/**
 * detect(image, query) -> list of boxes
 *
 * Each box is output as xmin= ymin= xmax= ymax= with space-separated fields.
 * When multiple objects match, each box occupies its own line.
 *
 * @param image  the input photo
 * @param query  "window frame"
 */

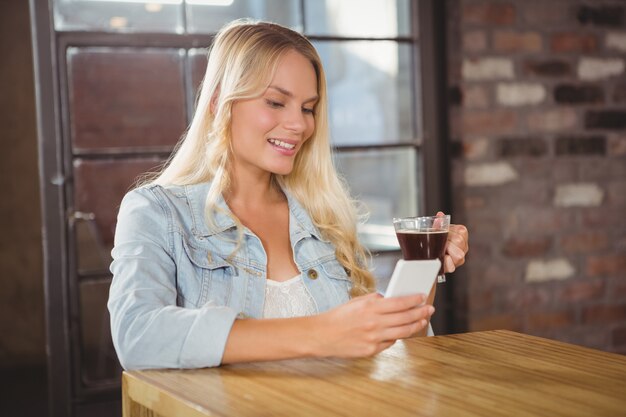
xmin=30 ymin=1 xmax=451 ymax=415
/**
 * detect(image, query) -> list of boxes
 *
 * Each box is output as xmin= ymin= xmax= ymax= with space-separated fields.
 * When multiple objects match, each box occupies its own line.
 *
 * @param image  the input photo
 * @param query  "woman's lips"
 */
xmin=267 ymin=138 xmax=298 ymax=155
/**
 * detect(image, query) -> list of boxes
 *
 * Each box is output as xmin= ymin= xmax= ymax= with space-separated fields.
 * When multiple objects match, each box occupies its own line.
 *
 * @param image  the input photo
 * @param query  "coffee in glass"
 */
xmin=393 ymin=215 xmax=450 ymax=283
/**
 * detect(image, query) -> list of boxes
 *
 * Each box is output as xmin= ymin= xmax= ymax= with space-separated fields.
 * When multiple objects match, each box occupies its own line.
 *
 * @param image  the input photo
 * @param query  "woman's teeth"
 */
xmin=268 ymin=138 xmax=295 ymax=150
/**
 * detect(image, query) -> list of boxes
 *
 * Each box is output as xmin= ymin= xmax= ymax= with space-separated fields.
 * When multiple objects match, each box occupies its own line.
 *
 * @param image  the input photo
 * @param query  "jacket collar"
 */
xmin=185 ymin=181 xmax=325 ymax=241
xmin=284 ymin=189 xmax=326 ymax=242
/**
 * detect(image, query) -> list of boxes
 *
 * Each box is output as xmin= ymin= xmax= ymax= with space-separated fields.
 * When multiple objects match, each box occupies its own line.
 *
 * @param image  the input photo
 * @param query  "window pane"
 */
xmin=186 ymin=0 xmax=301 ymax=34
xmin=73 ymin=157 xmax=165 ymax=265
xmin=53 ymin=0 xmax=183 ymax=33
xmin=334 ymin=147 xmax=420 ymax=251
xmin=305 ymin=0 xmax=411 ymax=38
xmin=68 ymin=47 xmax=186 ymax=152
xmin=314 ymin=41 xmax=415 ymax=146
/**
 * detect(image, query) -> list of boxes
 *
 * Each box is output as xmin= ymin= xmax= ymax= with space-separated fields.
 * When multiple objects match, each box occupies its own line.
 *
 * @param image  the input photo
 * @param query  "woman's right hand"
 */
xmin=313 ymin=292 xmax=435 ymax=358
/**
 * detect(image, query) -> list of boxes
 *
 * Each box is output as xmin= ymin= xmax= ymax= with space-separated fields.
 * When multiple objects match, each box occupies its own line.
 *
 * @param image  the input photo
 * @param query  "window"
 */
xmin=54 ymin=1 xmax=422 ymax=234
xmin=55 ymin=0 xmax=426 ymax=275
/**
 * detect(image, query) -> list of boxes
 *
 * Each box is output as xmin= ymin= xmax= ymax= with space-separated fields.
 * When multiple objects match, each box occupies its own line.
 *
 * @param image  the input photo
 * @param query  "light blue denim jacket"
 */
xmin=108 ymin=182 xmax=353 ymax=370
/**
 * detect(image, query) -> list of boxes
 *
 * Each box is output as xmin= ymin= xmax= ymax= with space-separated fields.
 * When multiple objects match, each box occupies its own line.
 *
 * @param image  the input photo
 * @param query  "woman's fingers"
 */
xmin=444 ymin=255 xmax=456 ymax=273
xmin=380 ymin=318 xmax=430 ymax=341
xmin=444 ymin=223 xmax=469 ymax=272
xmin=434 ymin=211 xmax=447 ymax=228
xmin=368 ymin=300 xmax=435 ymax=342
xmin=371 ymin=293 xmax=427 ymax=314
xmin=374 ymin=340 xmax=396 ymax=355
xmin=380 ymin=304 xmax=435 ymax=328
xmin=444 ymin=240 xmax=466 ymax=272
xmin=449 ymin=224 xmax=469 ymax=253
xmin=434 ymin=212 xmax=469 ymax=269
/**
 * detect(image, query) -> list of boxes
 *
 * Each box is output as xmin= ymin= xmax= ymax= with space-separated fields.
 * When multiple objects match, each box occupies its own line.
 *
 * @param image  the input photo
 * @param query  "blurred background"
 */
xmin=1 ymin=0 xmax=625 ymax=416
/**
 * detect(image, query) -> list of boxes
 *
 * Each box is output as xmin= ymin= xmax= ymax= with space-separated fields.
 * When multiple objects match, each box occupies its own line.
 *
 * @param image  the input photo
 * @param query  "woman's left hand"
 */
xmin=437 ymin=211 xmax=469 ymax=273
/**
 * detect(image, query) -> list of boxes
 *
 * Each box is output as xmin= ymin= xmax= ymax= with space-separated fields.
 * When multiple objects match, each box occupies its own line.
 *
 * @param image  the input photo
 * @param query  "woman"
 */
xmin=108 ymin=19 xmax=469 ymax=370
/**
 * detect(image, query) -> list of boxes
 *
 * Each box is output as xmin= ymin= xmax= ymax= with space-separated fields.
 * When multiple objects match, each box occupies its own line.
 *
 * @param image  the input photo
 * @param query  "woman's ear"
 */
xmin=209 ymin=91 xmax=219 ymax=116
xmin=209 ymin=93 xmax=217 ymax=116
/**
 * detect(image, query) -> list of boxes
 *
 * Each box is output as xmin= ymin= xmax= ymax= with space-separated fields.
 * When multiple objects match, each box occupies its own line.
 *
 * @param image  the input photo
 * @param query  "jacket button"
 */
xmin=307 ymin=269 xmax=318 ymax=280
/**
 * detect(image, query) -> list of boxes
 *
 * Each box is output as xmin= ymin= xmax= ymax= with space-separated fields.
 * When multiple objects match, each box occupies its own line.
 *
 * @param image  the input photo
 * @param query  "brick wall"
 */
xmin=446 ymin=0 xmax=626 ymax=353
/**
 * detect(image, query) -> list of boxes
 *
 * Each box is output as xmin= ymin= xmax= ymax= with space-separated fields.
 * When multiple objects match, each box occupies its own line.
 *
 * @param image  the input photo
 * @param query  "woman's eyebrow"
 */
xmin=268 ymin=85 xmax=318 ymax=103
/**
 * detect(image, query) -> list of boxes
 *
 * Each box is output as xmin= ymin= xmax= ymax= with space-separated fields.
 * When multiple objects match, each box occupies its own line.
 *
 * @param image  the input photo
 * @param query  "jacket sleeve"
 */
xmin=107 ymin=186 xmax=237 ymax=370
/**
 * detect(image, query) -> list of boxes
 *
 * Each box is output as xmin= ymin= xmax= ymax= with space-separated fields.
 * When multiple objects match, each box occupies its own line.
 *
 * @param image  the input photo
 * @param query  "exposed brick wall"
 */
xmin=446 ymin=0 xmax=626 ymax=354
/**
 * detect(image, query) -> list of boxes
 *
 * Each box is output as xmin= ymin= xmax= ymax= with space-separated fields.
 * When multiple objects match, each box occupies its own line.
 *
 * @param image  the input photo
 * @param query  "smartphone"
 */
xmin=385 ymin=259 xmax=441 ymax=299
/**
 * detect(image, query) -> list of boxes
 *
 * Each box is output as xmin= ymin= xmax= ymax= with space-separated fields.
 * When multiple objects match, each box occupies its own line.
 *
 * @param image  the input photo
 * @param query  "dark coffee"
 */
xmin=396 ymin=229 xmax=448 ymax=274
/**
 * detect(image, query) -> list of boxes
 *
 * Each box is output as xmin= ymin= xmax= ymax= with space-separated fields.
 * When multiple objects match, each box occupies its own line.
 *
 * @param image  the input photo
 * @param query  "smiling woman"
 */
xmin=107 ymin=19 xmax=469 ymax=370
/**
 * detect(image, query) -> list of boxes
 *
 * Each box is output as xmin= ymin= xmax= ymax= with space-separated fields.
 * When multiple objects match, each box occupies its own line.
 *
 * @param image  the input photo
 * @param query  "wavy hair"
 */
xmin=147 ymin=19 xmax=375 ymax=297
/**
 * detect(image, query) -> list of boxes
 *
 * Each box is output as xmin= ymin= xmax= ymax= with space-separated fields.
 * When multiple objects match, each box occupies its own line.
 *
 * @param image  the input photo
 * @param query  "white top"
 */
xmin=263 ymin=275 xmax=318 ymax=319
xmin=262 ymin=275 xmax=434 ymax=336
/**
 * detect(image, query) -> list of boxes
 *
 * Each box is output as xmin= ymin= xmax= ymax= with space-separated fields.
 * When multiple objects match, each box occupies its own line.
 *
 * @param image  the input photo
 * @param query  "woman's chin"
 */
xmin=271 ymin=167 xmax=295 ymax=176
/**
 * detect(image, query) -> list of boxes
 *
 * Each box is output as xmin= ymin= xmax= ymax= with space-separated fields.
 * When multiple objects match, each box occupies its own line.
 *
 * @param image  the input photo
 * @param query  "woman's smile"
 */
xmin=267 ymin=137 xmax=298 ymax=155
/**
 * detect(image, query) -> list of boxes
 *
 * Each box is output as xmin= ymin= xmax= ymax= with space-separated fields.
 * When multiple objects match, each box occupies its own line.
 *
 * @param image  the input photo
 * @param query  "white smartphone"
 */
xmin=385 ymin=259 xmax=441 ymax=298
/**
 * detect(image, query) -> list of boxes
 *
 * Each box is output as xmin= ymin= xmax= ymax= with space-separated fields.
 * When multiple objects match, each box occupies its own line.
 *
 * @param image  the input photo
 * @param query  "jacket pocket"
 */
xmin=319 ymin=259 xmax=352 ymax=303
xmin=320 ymin=259 xmax=350 ymax=280
xmin=179 ymin=238 xmax=235 ymax=307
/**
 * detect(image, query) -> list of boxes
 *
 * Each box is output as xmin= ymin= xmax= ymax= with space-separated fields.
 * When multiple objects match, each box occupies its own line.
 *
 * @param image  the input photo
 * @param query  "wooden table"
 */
xmin=122 ymin=330 xmax=626 ymax=416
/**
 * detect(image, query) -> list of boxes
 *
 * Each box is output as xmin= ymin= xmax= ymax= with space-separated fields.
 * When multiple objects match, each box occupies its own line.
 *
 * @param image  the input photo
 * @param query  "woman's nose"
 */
xmin=283 ymin=106 xmax=307 ymax=133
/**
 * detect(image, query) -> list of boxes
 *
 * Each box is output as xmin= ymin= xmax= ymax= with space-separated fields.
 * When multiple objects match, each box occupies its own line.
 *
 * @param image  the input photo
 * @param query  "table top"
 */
xmin=123 ymin=330 xmax=626 ymax=417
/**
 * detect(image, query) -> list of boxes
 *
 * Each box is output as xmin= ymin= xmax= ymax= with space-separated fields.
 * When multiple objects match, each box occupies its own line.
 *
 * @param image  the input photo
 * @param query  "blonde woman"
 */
xmin=108 ymin=19 xmax=469 ymax=369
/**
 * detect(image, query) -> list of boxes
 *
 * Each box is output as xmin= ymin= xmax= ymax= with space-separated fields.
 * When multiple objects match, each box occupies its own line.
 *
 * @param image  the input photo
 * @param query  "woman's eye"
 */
xmin=302 ymin=108 xmax=315 ymax=115
xmin=265 ymin=99 xmax=284 ymax=108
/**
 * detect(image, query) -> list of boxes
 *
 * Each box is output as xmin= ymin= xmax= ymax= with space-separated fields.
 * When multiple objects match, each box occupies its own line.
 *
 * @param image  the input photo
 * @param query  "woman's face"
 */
xmin=229 ymin=49 xmax=318 ymax=179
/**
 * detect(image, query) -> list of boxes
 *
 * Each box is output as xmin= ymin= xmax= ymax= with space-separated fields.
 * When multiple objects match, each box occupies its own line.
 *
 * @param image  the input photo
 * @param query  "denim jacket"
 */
xmin=108 ymin=182 xmax=353 ymax=370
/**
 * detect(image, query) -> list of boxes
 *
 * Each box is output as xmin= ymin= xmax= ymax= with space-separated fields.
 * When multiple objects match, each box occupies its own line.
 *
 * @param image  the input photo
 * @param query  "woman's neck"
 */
xmin=224 ymin=167 xmax=284 ymax=209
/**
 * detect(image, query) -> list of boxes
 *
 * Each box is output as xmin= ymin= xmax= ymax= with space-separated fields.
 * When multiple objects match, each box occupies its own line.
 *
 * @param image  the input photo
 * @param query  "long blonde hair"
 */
xmin=149 ymin=19 xmax=375 ymax=297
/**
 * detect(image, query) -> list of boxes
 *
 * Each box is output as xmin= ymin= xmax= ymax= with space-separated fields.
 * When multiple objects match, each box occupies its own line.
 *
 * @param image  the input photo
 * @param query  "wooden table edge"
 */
xmin=123 ymin=370 xmax=214 ymax=417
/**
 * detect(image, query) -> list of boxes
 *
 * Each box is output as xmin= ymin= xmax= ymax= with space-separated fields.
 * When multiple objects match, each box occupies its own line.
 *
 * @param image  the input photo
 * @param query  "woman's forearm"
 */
xmin=221 ymin=315 xmax=322 ymax=364
xmin=222 ymin=292 xmax=435 ymax=364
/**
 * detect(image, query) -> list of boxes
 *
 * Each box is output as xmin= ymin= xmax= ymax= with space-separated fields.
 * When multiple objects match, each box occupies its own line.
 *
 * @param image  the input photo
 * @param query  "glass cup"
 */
xmin=393 ymin=215 xmax=451 ymax=283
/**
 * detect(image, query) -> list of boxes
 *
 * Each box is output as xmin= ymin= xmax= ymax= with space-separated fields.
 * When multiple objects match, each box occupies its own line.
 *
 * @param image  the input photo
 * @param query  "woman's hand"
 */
xmin=437 ymin=211 xmax=469 ymax=273
xmin=313 ymin=292 xmax=435 ymax=358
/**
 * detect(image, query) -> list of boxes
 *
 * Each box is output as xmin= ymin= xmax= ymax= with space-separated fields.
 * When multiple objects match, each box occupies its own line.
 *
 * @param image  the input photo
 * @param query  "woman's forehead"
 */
xmin=269 ymin=50 xmax=318 ymax=97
